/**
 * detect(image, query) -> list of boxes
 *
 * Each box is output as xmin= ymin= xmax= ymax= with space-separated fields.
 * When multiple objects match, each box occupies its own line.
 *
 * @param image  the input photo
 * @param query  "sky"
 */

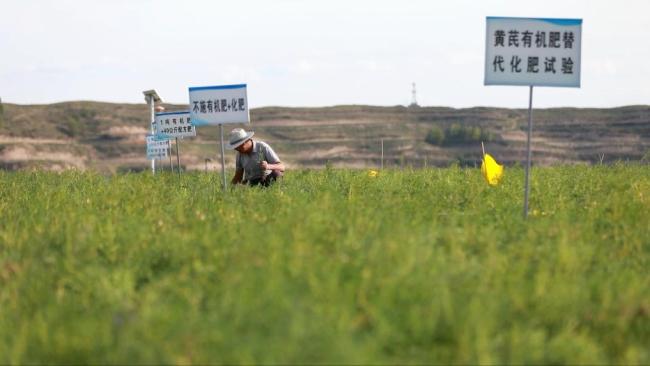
xmin=1 ymin=0 xmax=649 ymax=108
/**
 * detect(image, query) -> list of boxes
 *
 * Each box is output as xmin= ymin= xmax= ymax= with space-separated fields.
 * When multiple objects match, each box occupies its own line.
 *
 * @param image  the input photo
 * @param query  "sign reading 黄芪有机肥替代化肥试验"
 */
xmin=484 ymin=17 xmax=582 ymax=218
xmin=485 ymin=17 xmax=582 ymax=87
xmin=188 ymin=84 xmax=250 ymax=126
xmin=146 ymin=135 xmax=170 ymax=160
xmin=154 ymin=111 xmax=196 ymax=139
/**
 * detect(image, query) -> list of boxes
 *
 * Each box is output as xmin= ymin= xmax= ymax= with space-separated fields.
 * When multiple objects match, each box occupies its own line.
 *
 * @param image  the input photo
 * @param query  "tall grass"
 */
xmin=0 ymin=165 xmax=648 ymax=364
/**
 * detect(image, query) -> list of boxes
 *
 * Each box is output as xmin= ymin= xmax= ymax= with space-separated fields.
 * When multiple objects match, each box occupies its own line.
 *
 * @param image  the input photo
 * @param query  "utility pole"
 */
xmin=143 ymin=90 xmax=162 ymax=174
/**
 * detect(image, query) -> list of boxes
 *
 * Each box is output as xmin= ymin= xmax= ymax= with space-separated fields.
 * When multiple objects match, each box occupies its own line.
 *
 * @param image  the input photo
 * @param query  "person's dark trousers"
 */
xmin=249 ymin=170 xmax=283 ymax=187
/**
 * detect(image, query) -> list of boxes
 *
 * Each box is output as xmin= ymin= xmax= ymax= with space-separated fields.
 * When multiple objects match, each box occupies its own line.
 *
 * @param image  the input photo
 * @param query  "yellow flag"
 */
xmin=481 ymin=153 xmax=504 ymax=186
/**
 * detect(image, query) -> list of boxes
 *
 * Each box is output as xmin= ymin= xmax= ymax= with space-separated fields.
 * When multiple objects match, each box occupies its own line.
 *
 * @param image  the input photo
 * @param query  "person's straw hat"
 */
xmin=227 ymin=128 xmax=255 ymax=149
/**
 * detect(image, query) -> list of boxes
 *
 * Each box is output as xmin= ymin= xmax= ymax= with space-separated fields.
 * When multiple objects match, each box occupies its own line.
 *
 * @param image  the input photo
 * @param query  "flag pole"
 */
xmin=381 ymin=138 xmax=384 ymax=169
xmin=481 ymin=141 xmax=485 ymax=156
xmin=523 ymin=85 xmax=534 ymax=218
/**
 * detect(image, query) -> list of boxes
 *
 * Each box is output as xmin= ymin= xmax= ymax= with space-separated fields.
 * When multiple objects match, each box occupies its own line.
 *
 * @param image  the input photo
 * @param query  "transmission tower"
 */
xmin=409 ymin=82 xmax=419 ymax=107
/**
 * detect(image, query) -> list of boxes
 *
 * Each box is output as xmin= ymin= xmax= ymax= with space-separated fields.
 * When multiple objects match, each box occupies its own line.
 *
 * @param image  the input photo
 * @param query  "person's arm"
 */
xmin=260 ymin=160 xmax=285 ymax=172
xmin=231 ymin=168 xmax=244 ymax=184
xmin=259 ymin=143 xmax=285 ymax=172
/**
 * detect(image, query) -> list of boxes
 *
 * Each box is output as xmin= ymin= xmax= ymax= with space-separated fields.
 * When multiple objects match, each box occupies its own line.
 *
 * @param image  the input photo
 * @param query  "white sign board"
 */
xmin=485 ymin=17 xmax=582 ymax=87
xmin=188 ymin=84 xmax=250 ymax=126
xmin=154 ymin=111 xmax=196 ymax=138
xmin=146 ymin=135 xmax=170 ymax=160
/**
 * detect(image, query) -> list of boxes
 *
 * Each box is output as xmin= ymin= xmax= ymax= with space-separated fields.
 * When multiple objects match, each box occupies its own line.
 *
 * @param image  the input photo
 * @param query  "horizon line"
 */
xmin=1 ymin=99 xmax=648 ymax=110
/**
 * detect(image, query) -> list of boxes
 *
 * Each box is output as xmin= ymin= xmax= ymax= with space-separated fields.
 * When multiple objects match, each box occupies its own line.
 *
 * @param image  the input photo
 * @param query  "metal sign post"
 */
xmin=169 ymin=149 xmax=173 ymax=172
xmin=175 ymin=137 xmax=182 ymax=179
xmin=524 ymin=86 xmax=534 ymax=218
xmin=219 ymin=124 xmax=227 ymax=191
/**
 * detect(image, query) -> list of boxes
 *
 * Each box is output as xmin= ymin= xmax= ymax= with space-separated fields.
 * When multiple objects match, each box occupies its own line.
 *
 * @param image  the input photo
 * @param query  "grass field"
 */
xmin=0 ymin=166 xmax=648 ymax=364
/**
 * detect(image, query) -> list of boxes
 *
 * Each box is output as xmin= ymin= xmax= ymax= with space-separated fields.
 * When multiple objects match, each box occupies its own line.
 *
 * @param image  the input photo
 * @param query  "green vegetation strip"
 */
xmin=0 ymin=166 xmax=648 ymax=364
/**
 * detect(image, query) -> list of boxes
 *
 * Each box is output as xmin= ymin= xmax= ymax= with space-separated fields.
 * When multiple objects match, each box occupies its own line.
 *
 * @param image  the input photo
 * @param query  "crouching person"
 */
xmin=228 ymin=128 xmax=285 ymax=187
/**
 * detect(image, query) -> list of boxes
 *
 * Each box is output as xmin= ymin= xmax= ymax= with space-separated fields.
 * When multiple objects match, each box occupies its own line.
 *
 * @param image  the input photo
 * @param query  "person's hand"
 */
xmin=260 ymin=161 xmax=268 ymax=170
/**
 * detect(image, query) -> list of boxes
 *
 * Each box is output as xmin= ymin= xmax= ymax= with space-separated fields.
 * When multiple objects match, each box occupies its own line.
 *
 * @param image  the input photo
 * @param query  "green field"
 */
xmin=1 ymin=166 xmax=648 ymax=364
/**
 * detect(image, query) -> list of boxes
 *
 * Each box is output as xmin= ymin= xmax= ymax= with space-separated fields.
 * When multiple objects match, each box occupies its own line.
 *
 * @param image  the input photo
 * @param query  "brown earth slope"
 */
xmin=0 ymin=101 xmax=648 ymax=172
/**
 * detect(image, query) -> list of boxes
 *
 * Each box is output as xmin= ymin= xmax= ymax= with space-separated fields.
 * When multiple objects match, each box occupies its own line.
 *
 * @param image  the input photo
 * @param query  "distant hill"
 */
xmin=1 ymin=101 xmax=649 ymax=172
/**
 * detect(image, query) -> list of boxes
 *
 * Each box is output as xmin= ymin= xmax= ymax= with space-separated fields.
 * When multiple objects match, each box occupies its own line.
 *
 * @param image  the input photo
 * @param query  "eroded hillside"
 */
xmin=1 ymin=102 xmax=648 ymax=172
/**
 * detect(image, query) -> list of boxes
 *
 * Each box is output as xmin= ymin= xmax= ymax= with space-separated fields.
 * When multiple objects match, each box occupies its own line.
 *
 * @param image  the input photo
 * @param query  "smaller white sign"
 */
xmin=154 ymin=111 xmax=196 ymax=138
xmin=146 ymin=135 xmax=170 ymax=160
xmin=188 ymin=84 xmax=249 ymax=126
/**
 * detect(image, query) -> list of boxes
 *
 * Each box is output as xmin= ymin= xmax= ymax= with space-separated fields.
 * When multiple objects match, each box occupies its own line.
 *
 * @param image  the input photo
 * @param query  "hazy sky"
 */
xmin=1 ymin=0 xmax=649 ymax=108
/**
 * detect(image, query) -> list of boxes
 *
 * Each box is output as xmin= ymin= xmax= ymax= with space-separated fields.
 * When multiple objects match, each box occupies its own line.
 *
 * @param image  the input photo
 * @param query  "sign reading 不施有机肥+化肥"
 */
xmin=188 ymin=84 xmax=250 ymax=126
xmin=484 ymin=17 xmax=582 ymax=88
